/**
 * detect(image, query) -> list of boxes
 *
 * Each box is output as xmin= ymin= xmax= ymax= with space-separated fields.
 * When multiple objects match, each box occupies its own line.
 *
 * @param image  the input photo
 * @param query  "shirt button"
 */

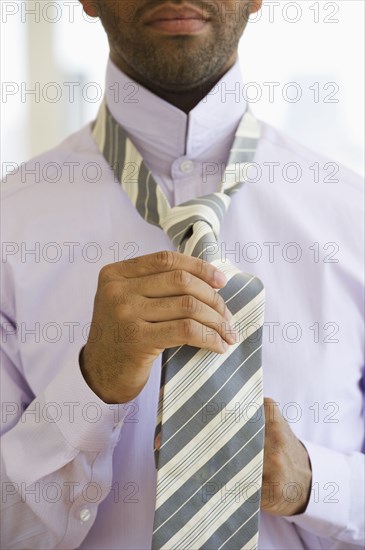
xmin=179 ymin=159 xmax=194 ymax=173
xmin=79 ymin=508 xmax=91 ymax=523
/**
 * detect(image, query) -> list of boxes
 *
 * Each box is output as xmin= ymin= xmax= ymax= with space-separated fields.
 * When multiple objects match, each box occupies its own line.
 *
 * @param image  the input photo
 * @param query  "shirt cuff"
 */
xmin=283 ymin=439 xmax=350 ymax=538
xmin=44 ymin=353 xmax=128 ymax=452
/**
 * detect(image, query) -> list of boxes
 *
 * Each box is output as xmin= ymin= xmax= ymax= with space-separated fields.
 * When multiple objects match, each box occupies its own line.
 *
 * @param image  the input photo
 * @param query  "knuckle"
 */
xmin=182 ymin=318 xmax=195 ymax=340
xmin=140 ymin=321 xmax=153 ymax=341
xmin=174 ymin=269 xmax=191 ymax=288
xmin=103 ymin=281 xmax=127 ymax=306
xmin=155 ymin=297 xmax=167 ymax=311
xmin=98 ymin=264 xmax=113 ymax=285
xmin=181 ymin=295 xmax=197 ymax=315
xmin=155 ymin=250 xmax=176 ymax=270
xmin=219 ymin=295 xmax=226 ymax=312
xmin=211 ymin=289 xmax=222 ymax=309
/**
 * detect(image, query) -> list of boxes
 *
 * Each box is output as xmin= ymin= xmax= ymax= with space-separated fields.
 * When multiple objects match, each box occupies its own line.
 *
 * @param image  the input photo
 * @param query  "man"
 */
xmin=1 ymin=0 xmax=363 ymax=548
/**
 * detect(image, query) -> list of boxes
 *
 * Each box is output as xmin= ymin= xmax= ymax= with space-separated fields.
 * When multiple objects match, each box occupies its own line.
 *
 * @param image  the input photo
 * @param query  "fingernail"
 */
xmin=221 ymin=341 xmax=229 ymax=353
xmin=214 ymin=270 xmax=227 ymax=287
xmin=224 ymin=307 xmax=233 ymax=321
xmin=227 ymin=330 xmax=238 ymax=344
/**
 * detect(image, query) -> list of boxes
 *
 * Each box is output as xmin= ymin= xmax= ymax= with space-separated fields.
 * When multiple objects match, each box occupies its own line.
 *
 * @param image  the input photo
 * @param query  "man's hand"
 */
xmin=80 ymin=251 xmax=235 ymax=404
xmin=261 ymin=398 xmax=312 ymax=516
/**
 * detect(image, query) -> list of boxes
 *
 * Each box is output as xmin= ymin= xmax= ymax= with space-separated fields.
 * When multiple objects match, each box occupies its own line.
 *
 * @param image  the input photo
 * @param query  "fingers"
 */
xmin=111 ymin=251 xmax=227 ymax=288
xmin=141 ymin=296 xmax=236 ymax=344
xmin=131 ymin=270 xmax=229 ymax=318
xmin=96 ymin=251 xmax=234 ymax=355
xmin=143 ymin=319 xmax=231 ymax=354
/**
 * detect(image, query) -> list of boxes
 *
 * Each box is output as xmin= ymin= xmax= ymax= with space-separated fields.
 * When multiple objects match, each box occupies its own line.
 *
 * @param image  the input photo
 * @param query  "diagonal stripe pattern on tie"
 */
xmin=92 ymin=99 xmax=265 ymax=550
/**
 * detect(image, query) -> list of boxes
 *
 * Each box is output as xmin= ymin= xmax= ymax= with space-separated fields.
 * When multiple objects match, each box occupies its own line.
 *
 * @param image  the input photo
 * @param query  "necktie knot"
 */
xmin=159 ymin=193 xmax=231 ymax=253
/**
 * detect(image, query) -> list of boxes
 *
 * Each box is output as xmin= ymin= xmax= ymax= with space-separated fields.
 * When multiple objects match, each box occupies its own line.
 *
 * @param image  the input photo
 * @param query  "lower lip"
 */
xmin=147 ymin=18 xmax=208 ymax=34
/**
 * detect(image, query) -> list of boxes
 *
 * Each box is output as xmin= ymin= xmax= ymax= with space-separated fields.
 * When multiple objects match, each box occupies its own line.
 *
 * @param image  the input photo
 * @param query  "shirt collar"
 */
xmin=105 ymin=57 xmax=247 ymax=172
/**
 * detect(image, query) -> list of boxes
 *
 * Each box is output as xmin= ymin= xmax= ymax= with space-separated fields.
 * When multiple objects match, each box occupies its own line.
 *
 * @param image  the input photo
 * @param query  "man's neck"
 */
xmin=109 ymin=50 xmax=237 ymax=114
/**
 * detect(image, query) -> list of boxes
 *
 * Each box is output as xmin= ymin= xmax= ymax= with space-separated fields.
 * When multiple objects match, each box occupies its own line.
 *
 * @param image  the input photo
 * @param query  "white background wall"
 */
xmin=1 ymin=0 xmax=364 ymax=177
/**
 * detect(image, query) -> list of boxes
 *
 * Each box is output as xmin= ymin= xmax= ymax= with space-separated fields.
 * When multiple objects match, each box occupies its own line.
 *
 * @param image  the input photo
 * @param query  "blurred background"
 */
xmin=1 ymin=0 xmax=364 ymax=178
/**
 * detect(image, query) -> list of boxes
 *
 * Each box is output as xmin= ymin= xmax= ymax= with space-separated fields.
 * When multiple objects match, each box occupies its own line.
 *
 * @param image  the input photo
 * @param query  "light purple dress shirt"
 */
xmin=1 ymin=57 xmax=364 ymax=549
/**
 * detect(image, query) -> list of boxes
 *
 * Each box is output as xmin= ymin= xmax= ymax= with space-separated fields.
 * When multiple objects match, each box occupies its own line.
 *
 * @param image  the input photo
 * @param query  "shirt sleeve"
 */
xmin=0 ymin=314 xmax=128 ymax=550
xmin=283 ymin=439 xmax=365 ymax=547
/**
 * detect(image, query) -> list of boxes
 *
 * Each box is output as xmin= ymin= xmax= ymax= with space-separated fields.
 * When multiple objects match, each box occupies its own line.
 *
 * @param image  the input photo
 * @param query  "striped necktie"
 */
xmin=92 ymin=100 xmax=265 ymax=550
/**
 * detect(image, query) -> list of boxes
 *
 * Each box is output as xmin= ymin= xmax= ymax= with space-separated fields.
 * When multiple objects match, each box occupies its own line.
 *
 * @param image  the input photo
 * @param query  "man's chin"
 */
xmin=124 ymin=46 xmax=219 ymax=91
xmin=135 ymin=60 xmax=219 ymax=94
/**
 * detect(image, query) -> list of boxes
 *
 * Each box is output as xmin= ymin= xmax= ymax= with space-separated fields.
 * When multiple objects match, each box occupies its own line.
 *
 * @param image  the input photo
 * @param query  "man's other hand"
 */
xmin=261 ymin=397 xmax=312 ymax=516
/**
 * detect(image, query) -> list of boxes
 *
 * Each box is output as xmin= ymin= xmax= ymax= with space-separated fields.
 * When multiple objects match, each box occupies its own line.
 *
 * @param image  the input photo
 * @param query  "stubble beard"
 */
xmin=96 ymin=2 xmax=245 ymax=92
